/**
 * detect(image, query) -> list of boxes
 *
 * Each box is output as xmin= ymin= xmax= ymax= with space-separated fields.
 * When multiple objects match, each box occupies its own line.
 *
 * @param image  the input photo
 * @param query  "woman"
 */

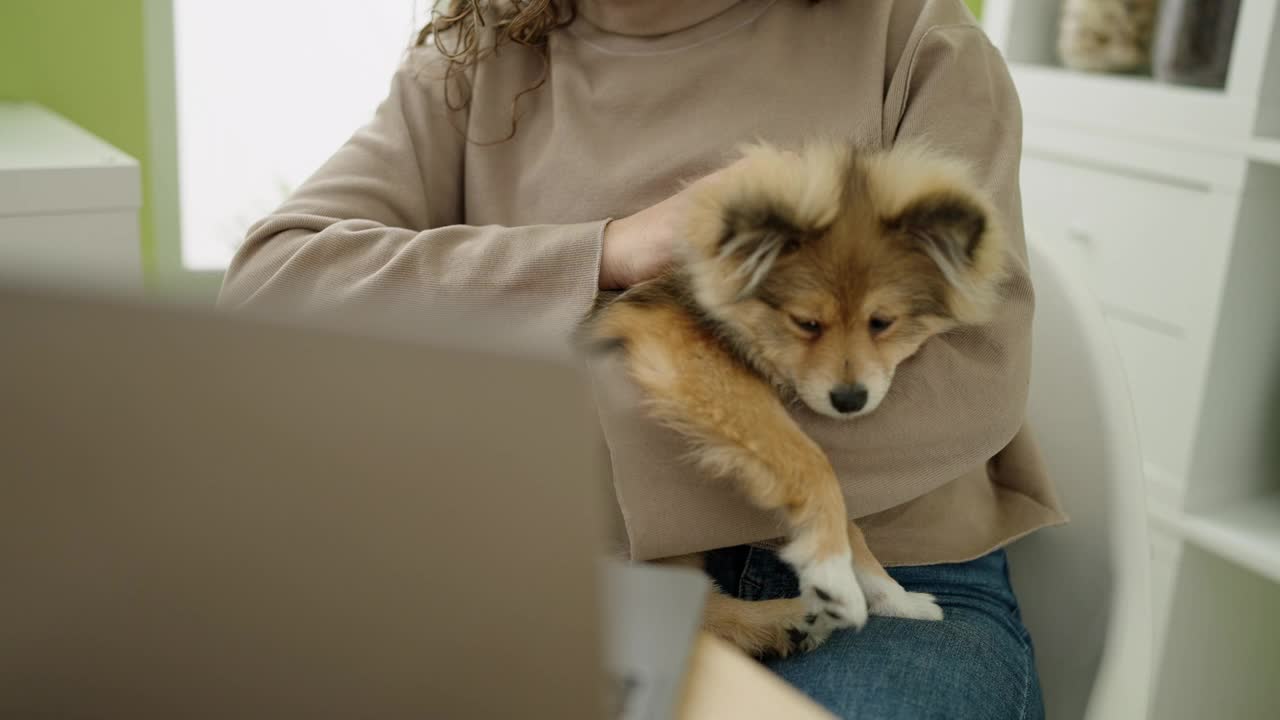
xmin=221 ymin=1 xmax=1067 ymax=717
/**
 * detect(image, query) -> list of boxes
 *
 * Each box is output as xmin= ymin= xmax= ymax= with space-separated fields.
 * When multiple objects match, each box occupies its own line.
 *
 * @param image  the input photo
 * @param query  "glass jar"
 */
xmin=1057 ymin=0 xmax=1159 ymax=74
xmin=1152 ymin=0 xmax=1242 ymax=89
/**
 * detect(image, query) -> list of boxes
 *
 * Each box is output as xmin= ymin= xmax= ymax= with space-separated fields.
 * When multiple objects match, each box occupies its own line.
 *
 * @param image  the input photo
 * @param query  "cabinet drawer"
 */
xmin=0 ymin=211 xmax=142 ymax=291
xmin=1107 ymin=316 xmax=1202 ymax=484
xmin=1020 ymin=156 xmax=1236 ymax=336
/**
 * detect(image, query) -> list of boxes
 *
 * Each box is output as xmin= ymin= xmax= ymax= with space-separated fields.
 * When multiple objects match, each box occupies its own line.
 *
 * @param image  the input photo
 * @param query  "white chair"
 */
xmin=1007 ymin=240 xmax=1154 ymax=719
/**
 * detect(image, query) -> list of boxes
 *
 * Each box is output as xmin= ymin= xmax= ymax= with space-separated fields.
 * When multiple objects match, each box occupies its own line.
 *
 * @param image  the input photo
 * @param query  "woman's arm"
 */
xmin=218 ymin=50 xmax=608 ymax=342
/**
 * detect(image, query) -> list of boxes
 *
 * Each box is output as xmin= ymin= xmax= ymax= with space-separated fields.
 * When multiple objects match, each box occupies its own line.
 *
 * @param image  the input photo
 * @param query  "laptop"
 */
xmin=0 ymin=285 xmax=707 ymax=719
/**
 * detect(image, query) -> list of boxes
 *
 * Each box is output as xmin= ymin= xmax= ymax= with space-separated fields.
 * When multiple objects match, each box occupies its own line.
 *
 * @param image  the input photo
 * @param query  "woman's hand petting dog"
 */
xmin=598 ymin=165 xmax=736 ymax=290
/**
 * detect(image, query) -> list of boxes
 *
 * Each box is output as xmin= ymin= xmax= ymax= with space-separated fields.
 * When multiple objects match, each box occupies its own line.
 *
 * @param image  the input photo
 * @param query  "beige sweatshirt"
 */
xmin=220 ymin=0 xmax=1067 ymax=565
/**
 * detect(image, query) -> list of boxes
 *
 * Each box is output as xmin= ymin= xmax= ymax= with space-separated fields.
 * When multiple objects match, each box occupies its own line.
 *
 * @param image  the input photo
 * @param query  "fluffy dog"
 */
xmin=583 ymin=141 xmax=1009 ymax=656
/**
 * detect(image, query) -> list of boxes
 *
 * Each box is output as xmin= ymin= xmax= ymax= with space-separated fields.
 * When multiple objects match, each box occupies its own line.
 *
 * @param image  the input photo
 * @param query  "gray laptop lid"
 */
xmin=0 ymin=287 xmax=609 ymax=719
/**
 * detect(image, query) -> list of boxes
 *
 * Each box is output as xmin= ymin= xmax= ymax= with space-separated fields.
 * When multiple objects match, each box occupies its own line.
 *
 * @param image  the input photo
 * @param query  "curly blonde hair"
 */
xmin=417 ymin=1 xmax=576 ymax=143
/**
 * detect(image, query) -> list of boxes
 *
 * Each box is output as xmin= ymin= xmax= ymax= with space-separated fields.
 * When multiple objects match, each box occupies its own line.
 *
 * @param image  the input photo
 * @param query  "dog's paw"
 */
xmin=870 ymin=590 xmax=944 ymax=621
xmin=857 ymin=571 xmax=944 ymax=621
xmin=779 ymin=612 xmax=835 ymax=656
xmin=795 ymin=554 xmax=869 ymax=631
xmin=723 ymin=598 xmax=835 ymax=659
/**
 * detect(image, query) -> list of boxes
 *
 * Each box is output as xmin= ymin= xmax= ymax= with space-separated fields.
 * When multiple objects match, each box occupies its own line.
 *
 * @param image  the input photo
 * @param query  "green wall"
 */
xmin=0 ymin=0 xmax=156 ymax=280
xmin=966 ymin=0 xmax=984 ymax=18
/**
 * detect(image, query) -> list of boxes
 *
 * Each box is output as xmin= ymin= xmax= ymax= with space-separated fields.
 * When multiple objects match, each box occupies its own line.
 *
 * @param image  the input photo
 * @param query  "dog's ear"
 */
xmin=715 ymin=206 xmax=809 ymax=299
xmin=887 ymin=192 xmax=992 ymax=289
xmin=683 ymin=141 xmax=845 ymax=303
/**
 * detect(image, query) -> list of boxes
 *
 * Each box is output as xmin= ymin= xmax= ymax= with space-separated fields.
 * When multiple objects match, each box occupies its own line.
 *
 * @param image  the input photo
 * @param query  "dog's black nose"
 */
xmin=829 ymin=384 xmax=869 ymax=414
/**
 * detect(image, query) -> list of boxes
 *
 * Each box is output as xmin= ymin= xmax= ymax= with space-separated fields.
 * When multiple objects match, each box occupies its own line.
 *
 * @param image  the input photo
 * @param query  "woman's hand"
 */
xmin=598 ymin=168 xmax=729 ymax=290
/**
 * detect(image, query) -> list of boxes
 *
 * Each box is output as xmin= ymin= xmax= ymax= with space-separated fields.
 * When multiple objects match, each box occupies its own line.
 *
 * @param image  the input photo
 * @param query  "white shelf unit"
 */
xmin=1251 ymin=136 xmax=1280 ymax=164
xmin=1152 ymin=494 xmax=1280 ymax=586
xmin=984 ymin=2 xmax=1280 ymax=718
xmin=986 ymin=0 xmax=1280 ymax=148
xmin=0 ymin=103 xmax=143 ymax=293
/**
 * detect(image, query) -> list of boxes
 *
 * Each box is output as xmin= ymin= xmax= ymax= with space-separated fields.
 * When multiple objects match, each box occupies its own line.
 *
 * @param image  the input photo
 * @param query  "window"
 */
xmin=172 ymin=0 xmax=431 ymax=270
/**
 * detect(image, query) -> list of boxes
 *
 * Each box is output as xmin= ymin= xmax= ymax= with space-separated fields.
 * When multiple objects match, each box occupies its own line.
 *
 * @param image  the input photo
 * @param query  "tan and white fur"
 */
xmin=582 ymin=140 xmax=1008 ymax=657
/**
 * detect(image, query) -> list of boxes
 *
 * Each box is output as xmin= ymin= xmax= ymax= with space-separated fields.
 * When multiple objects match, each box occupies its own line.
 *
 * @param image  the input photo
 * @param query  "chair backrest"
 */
xmin=1007 ymin=241 xmax=1153 ymax=720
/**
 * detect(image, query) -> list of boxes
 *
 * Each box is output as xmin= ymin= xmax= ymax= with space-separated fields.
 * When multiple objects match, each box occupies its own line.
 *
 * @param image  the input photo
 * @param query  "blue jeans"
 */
xmin=703 ymin=546 xmax=1045 ymax=720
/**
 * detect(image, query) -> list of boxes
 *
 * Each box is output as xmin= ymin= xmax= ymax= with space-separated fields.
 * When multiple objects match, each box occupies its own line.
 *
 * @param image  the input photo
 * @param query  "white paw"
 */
xmin=857 ymin=572 xmax=944 ymax=621
xmin=871 ymin=590 xmax=944 ymax=620
xmin=784 ymin=614 xmax=834 ymax=655
xmin=795 ymin=553 xmax=869 ymax=631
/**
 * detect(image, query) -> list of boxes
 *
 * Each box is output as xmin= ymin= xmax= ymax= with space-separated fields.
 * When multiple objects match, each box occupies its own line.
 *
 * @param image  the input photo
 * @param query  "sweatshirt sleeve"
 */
xmin=218 ymin=49 xmax=608 ymax=344
xmin=810 ymin=20 xmax=1034 ymax=492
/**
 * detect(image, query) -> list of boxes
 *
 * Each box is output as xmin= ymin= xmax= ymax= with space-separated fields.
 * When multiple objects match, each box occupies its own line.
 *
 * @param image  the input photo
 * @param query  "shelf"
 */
xmin=1009 ymin=63 xmax=1257 ymax=146
xmin=1250 ymin=137 xmax=1280 ymax=166
xmin=1151 ymin=494 xmax=1280 ymax=585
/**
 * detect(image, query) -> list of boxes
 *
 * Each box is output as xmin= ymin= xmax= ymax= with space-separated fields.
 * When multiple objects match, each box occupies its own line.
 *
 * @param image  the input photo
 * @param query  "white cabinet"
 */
xmin=984 ymin=1 xmax=1280 ymax=717
xmin=0 ymin=103 xmax=143 ymax=292
xmin=1018 ymin=154 xmax=1236 ymax=497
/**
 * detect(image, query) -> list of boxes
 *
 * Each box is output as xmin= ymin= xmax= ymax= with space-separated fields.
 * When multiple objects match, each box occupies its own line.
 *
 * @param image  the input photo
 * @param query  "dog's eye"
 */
xmin=791 ymin=316 xmax=824 ymax=335
xmin=869 ymin=315 xmax=896 ymax=335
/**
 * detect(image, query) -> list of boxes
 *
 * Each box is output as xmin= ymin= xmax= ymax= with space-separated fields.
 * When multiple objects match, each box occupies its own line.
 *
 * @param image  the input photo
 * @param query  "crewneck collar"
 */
xmin=567 ymin=0 xmax=777 ymax=55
